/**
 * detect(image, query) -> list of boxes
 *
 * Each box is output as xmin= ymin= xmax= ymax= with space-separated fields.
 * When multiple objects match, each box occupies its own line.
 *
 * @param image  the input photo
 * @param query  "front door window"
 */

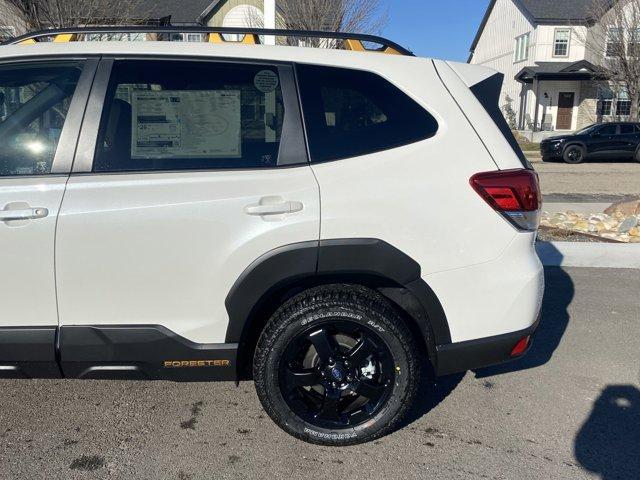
xmin=0 ymin=62 xmax=84 ymax=176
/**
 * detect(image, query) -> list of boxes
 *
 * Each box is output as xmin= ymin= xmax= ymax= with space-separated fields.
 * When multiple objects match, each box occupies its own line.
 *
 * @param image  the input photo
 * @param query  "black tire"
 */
xmin=563 ymin=144 xmax=585 ymax=164
xmin=634 ymin=148 xmax=640 ymax=163
xmin=253 ymin=284 xmax=419 ymax=446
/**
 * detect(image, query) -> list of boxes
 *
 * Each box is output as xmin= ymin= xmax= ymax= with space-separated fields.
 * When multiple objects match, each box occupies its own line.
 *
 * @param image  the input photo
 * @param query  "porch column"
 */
xmin=532 ymin=77 xmax=540 ymax=132
xmin=518 ymin=85 xmax=528 ymax=130
xmin=264 ymin=0 xmax=276 ymax=45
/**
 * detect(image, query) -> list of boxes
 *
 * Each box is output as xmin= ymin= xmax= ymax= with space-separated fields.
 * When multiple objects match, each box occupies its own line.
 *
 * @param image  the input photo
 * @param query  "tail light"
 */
xmin=470 ymin=169 xmax=541 ymax=231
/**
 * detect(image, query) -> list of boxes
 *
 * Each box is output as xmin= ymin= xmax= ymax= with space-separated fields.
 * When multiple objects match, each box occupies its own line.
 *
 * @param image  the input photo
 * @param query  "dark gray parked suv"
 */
xmin=540 ymin=122 xmax=640 ymax=164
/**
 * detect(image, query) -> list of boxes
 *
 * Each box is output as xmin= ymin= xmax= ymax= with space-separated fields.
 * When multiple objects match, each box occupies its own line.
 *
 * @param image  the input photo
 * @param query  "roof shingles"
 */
xmin=518 ymin=0 xmax=596 ymax=22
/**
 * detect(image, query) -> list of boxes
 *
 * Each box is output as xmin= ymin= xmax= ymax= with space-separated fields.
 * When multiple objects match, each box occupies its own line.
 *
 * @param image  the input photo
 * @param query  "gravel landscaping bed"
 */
xmin=539 ymin=199 xmax=640 ymax=243
xmin=537 ymin=226 xmax=622 ymax=243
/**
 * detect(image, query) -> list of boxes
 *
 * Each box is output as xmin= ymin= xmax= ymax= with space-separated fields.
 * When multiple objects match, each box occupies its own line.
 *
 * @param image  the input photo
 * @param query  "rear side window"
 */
xmin=619 ymin=124 xmax=639 ymax=135
xmin=94 ymin=60 xmax=285 ymax=172
xmin=0 ymin=62 xmax=83 ymax=176
xmin=297 ymin=65 xmax=437 ymax=162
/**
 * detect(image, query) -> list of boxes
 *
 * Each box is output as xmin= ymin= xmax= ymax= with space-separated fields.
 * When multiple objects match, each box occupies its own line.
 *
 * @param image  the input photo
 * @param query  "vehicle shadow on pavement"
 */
xmin=473 ymin=265 xmax=574 ymax=378
xmin=397 ymin=359 xmax=465 ymax=430
xmin=574 ymin=385 xmax=640 ymax=479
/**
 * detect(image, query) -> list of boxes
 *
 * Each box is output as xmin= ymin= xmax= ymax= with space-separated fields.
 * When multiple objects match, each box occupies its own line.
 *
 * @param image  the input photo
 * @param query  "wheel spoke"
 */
xmin=346 ymin=337 xmax=376 ymax=365
xmin=352 ymin=379 xmax=384 ymax=400
xmin=284 ymin=367 xmax=321 ymax=389
xmin=308 ymin=328 xmax=338 ymax=362
xmin=316 ymin=387 xmax=342 ymax=421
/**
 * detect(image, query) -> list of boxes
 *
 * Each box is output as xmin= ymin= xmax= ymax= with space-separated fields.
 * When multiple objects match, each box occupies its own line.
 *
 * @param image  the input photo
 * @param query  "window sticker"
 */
xmin=254 ymin=70 xmax=279 ymax=93
xmin=131 ymin=90 xmax=242 ymax=159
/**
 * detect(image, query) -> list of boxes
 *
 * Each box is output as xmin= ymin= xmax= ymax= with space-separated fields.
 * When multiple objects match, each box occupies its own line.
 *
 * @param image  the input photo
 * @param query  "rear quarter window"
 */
xmin=296 ymin=64 xmax=438 ymax=162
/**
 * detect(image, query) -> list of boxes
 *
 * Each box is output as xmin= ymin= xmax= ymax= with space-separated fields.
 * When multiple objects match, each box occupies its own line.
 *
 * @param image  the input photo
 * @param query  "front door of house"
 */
xmin=557 ymin=92 xmax=575 ymax=130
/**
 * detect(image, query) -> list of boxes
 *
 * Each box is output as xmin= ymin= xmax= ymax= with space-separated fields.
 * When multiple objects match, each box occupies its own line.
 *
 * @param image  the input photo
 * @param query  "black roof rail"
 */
xmin=3 ymin=26 xmax=414 ymax=56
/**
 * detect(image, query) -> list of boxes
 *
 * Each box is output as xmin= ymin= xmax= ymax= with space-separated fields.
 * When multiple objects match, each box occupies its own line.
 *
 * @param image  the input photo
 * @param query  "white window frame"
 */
xmin=553 ymin=28 xmax=571 ymax=57
xmin=514 ymin=32 xmax=530 ymax=63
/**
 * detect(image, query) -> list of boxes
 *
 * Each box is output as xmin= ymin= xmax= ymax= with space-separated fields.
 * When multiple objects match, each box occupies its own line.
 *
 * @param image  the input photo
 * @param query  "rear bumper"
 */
xmin=435 ymin=313 xmax=540 ymax=376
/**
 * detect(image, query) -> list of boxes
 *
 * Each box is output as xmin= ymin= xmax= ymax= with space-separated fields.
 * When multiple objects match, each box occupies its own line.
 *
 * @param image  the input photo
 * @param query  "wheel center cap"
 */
xmin=330 ymin=366 xmax=345 ymax=382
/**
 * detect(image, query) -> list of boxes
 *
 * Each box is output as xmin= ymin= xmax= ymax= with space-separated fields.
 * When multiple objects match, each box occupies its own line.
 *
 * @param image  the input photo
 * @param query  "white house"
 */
xmin=469 ymin=0 xmax=632 ymax=139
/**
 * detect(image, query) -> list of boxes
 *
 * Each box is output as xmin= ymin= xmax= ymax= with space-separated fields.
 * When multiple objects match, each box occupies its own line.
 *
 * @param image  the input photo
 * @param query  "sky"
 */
xmin=383 ymin=0 xmax=491 ymax=62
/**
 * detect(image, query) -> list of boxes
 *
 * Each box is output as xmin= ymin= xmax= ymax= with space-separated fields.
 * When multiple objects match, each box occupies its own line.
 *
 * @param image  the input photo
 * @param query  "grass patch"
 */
xmin=512 ymin=131 xmax=540 ymax=152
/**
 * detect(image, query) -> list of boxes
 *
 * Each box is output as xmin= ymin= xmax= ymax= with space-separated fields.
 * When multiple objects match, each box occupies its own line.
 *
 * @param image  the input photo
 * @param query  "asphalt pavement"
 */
xmin=0 ymin=268 xmax=638 ymax=480
xmin=528 ymin=156 xmax=640 ymax=198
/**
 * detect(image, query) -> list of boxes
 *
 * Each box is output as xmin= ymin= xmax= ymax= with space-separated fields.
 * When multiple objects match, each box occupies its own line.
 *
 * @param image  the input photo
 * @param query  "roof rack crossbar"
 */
xmin=3 ymin=26 xmax=414 ymax=56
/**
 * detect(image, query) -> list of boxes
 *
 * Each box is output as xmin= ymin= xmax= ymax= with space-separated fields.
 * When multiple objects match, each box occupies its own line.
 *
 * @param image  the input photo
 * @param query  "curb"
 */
xmin=541 ymin=202 xmax=610 ymax=215
xmin=536 ymin=241 xmax=640 ymax=269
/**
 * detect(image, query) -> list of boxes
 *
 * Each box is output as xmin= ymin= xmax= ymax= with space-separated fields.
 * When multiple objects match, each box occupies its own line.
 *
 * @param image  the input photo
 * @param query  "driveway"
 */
xmin=0 ymin=268 xmax=638 ymax=480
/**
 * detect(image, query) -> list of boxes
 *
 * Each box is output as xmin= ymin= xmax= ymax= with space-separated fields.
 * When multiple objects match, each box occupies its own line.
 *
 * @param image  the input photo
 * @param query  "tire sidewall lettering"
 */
xmin=301 ymin=311 xmax=363 ymax=326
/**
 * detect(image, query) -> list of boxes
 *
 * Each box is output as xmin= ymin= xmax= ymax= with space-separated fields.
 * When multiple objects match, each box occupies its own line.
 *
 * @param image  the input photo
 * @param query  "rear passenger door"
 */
xmin=55 ymin=58 xmax=318 ymax=347
xmin=615 ymin=124 xmax=640 ymax=159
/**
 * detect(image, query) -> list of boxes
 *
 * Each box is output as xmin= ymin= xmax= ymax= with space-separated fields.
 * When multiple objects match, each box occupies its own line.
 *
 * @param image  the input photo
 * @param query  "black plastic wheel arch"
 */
xmin=224 ymin=238 xmax=452 ymax=374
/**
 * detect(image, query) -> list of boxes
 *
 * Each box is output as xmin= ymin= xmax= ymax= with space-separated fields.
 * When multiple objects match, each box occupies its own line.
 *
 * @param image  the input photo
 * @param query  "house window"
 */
xmin=606 ymin=28 xmax=623 ymax=57
xmin=597 ymin=87 xmax=614 ymax=116
xmin=598 ymin=99 xmax=613 ymax=116
xmin=616 ymin=101 xmax=631 ymax=116
xmin=554 ymin=29 xmax=570 ymax=57
xmin=169 ymin=33 xmax=204 ymax=42
xmin=514 ymin=32 xmax=530 ymax=62
xmin=630 ymin=28 xmax=640 ymax=57
xmin=0 ymin=26 xmax=15 ymax=42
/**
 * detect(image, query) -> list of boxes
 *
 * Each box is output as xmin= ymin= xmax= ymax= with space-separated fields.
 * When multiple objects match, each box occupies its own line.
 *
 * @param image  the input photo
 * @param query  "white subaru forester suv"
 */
xmin=0 ymin=27 xmax=543 ymax=446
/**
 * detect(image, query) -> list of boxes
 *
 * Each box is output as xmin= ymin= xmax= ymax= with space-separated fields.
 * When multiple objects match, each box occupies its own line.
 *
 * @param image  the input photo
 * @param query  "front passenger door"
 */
xmin=588 ymin=124 xmax=618 ymax=158
xmin=55 ymin=58 xmax=319 ymax=375
xmin=0 ymin=59 xmax=96 ymax=377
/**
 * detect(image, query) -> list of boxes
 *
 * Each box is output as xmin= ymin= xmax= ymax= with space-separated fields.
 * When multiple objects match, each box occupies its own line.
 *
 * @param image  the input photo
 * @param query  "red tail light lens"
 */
xmin=470 ymin=169 xmax=541 ymax=231
xmin=470 ymin=169 xmax=540 ymax=211
xmin=510 ymin=336 xmax=531 ymax=357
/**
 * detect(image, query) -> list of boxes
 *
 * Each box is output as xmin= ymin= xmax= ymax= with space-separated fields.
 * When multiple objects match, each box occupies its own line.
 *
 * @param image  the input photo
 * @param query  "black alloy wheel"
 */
xmin=279 ymin=321 xmax=395 ymax=429
xmin=564 ymin=145 xmax=585 ymax=164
